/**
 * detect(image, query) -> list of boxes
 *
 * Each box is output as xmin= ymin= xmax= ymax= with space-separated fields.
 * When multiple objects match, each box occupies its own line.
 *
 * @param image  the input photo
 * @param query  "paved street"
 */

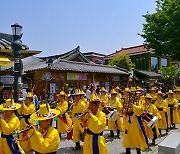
xmin=57 ymin=124 xmax=180 ymax=154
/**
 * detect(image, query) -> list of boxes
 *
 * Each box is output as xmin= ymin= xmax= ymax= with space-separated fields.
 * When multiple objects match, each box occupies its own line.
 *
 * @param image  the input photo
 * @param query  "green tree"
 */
xmin=108 ymin=54 xmax=134 ymax=71
xmin=160 ymin=65 xmax=180 ymax=88
xmin=140 ymin=0 xmax=180 ymax=60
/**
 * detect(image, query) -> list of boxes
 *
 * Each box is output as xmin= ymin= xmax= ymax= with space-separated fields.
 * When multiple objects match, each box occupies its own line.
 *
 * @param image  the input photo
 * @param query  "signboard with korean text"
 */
xmin=0 ymin=75 xmax=14 ymax=84
xmin=112 ymin=75 xmax=120 ymax=81
xmin=67 ymin=73 xmax=87 ymax=81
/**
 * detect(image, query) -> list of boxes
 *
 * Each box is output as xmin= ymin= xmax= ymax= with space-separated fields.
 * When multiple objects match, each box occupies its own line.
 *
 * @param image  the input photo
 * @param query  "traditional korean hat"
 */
xmin=156 ymin=91 xmax=164 ymax=96
xmin=115 ymin=86 xmax=121 ymax=90
xmin=56 ymin=91 xmax=67 ymax=97
xmin=89 ymin=93 xmax=100 ymax=105
xmin=145 ymin=93 xmax=153 ymax=99
xmin=80 ymin=90 xmax=85 ymax=95
xmin=166 ymin=90 xmax=174 ymax=95
xmin=130 ymin=87 xmax=136 ymax=92
xmin=110 ymin=89 xmax=117 ymax=95
xmin=72 ymin=89 xmax=81 ymax=95
xmin=175 ymin=87 xmax=180 ymax=92
xmin=150 ymin=87 xmax=156 ymax=91
xmin=26 ymin=92 xmax=33 ymax=98
xmin=0 ymin=99 xmax=21 ymax=110
xmin=137 ymin=86 xmax=143 ymax=91
xmin=124 ymin=88 xmax=131 ymax=93
xmin=30 ymin=103 xmax=60 ymax=121
xmin=101 ymin=87 xmax=106 ymax=92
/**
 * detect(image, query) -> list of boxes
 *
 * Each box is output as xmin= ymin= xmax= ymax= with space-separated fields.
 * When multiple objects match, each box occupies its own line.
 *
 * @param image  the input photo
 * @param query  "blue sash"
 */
xmin=22 ymin=114 xmax=31 ymax=125
xmin=137 ymin=116 xmax=148 ymax=145
xmin=62 ymin=113 xmax=67 ymax=123
xmin=1 ymin=133 xmax=21 ymax=154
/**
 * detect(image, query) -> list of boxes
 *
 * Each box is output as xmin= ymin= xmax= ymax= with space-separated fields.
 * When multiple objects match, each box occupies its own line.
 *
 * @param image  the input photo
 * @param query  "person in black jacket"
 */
xmin=0 ymin=82 xmax=5 ymax=104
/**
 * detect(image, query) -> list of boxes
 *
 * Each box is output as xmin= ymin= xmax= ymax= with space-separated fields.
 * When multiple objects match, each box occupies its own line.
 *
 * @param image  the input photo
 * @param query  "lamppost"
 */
xmin=11 ymin=23 xmax=23 ymax=103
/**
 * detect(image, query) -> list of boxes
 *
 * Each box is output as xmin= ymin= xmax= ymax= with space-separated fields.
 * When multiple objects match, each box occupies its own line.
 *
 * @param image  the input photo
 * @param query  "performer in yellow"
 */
xmin=99 ymin=87 xmax=109 ymax=111
xmin=143 ymin=94 xmax=161 ymax=145
xmin=154 ymin=91 xmax=168 ymax=135
xmin=0 ymin=99 xmax=25 ymax=154
xmin=17 ymin=92 xmax=35 ymax=152
xmin=80 ymin=90 xmax=89 ymax=110
xmin=150 ymin=87 xmax=157 ymax=100
xmin=115 ymin=86 xmax=122 ymax=100
xmin=166 ymin=90 xmax=179 ymax=128
xmin=71 ymin=89 xmax=87 ymax=150
xmin=56 ymin=91 xmax=72 ymax=137
xmin=136 ymin=87 xmax=145 ymax=105
xmin=82 ymin=93 xmax=108 ymax=154
xmin=122 ymin=88 xmax=148 ymax=154
xmin=29 ymin=103 xmax=60 ymax=153
xmin=108 ymin=89 xmax=123 ymax=138
xmin=174 ymin=87 xmax=180 ymax=118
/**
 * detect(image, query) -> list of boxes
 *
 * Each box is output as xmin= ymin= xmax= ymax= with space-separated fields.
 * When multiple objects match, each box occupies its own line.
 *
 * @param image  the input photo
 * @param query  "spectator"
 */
xmin=85 ymin=85 xmax=91 ymax=100
xmin=0 ymin=82 xmax=5 ymax=104
xmin=33 ymin=90 xmax=39 ymax=110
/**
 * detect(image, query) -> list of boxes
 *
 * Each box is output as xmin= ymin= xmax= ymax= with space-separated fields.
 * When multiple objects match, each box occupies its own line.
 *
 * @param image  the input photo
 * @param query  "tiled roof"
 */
xmin=135 ymin=69 xmax=161 ymax=77
xmin=107 ymin=45 xmax=154 ymax=58
xmin=40 ymin=46 xmax=91 ymax=63
xmin=23 ymin=56 xmax=128 ymax=75
xmin=0 ymin=32 xmax=29 ymax=50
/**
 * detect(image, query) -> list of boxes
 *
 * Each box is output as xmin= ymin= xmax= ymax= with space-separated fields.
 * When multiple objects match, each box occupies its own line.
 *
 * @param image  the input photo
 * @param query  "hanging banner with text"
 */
xmin=67 ymin=73 xmax=87 ymax=81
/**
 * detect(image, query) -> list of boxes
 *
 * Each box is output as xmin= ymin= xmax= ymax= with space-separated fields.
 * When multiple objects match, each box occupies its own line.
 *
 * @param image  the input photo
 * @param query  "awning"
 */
xmin=135 ymin=69 xmax=161 ymax=78
xmin=0 ymin=54 xmax=11 ymax=66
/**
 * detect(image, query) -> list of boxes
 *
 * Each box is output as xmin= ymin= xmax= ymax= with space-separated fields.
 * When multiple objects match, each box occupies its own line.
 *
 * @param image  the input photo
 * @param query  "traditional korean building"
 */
xmin=22 ymin=46 xmax=128 ymax=98
xmin=83 ymin=52 xmax=106 ymax=64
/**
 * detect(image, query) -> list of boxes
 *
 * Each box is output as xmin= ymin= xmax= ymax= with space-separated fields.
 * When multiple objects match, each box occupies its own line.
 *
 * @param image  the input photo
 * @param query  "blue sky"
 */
xmin=1 ymin=0 xmax=156 ymax=56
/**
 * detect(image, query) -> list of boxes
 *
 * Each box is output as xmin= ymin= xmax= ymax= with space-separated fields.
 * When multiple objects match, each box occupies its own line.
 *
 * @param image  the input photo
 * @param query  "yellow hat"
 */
xmin=130 ymin=87 xmax=136 ymax=92
xmin=80 ymin=90 xmax=85 ymax=95
xmin=157 ymin=91 xmax=164 ymax=96
xmin=89 ymin=93 xmax=100 ymax=103
xmin=175 ymin=87 xmax=180 ymax=92
xmin=56 ymin=91 xmax=67 ymax=97
xmin=124 ymin=88 xmax=131 ymax=93
xmin=30 ymin=104 xmax=60 ymax=121
xmin=150 ymin=87 xmax=156 ymax=91
xmin=110 ymin=89 xmax=117 ymax=94
xmin=166 ymin=90 xmax=174 ymax=95
xmin=0 ymin=99 xmax=21 ymax=111
xmin=26 ymin=92 xmax=33 ymax=98
xmin=145 ymin=93 xmax=153 ymax=99
xmin=137 ymin=86 xmax=143 ymax=91
xmin=101 ymin=87 xmax=106 ymax=92
xmin=72 ymin=89 xmax=81 ymax=95
xmin=115 ymin=86 xmax=120 ymax=90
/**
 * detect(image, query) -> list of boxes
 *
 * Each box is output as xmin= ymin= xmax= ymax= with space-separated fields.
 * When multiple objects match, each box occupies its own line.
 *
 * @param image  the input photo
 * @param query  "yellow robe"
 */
xmin=155 ymin=99 xmax=168 ymax=129
xmin=29 ymin=126 xmax=60 ymax=153
xmin=123 ymin=105 xmax=148 ymax=151
xmin=99 ymin=94 xmax=109 ymax=111
xmin=117 ymin=93 xmax=122 ymax=100
xmin=72 ymin=100 xmax=87 ymax=142
xmin=166 ymin=98 xmax=180 ymax=126
xmin=108 ymin=98 xmax=123 ymax=131
xmin=0 ymin=114 xmax=25 ymax=154
xmin=56 ymin=100 xmax=72 ymax=133
xmin=83 ymin=111 xmax=108 ymax=154
xmin=142 ymin=104 xmax=161 ymax=139
xmin=18 ymin=103 xmax=35 ymax=152
xmin=175 ymin=94 xmax=180 ymax=120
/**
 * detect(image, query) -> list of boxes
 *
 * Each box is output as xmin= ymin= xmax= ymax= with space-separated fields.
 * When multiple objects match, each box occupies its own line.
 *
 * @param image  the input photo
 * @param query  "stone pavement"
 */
xmin=57 ymin=124 xmax=180 ymax=154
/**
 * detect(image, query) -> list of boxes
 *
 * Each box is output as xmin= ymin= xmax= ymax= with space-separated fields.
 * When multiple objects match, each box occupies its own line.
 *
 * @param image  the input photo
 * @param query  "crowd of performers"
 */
xmin=0 ymin=85 xmax=180 ymax=154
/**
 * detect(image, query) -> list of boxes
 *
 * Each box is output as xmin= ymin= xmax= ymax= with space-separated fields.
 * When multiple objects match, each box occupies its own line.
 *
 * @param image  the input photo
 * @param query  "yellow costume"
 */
xmin=123 ymin=104 xmax=148 ymax=151
xmin=83 ymin=111 xmax=108 ymax=154
xmin=155 ymin=94 xmax=168 ymax=129
xmin=99 ymin=94 xmax=109 ymax=111
xmin=56 ymin=100 xmax=72 ymax=133
xmin=174 ymin=87 xmax=180 ymax=119
xmin=166 ymin=96 xmax=179 ymax=126
xmin=29 ymin=103 xmax=60 ymax=153
xmin=108 ymin=98 xmax=123 ymax=131
xmin=0 ymin=99 xmax=25 ymax=154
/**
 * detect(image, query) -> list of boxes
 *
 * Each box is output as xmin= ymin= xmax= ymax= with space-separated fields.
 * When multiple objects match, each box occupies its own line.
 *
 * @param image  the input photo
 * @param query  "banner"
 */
xmin=67 ymin=73 xmax=87 ymax=81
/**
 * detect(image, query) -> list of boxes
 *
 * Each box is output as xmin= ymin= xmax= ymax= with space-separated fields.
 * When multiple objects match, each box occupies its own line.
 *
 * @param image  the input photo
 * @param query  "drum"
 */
xmin=102 ymin=106 xmax=120 ymax=122
xmin=141 ymin=112 xmax=158 ymax=128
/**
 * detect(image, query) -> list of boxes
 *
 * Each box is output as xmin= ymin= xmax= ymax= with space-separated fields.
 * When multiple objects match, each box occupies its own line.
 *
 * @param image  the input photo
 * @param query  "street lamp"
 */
xmin=11 ymin=23 xmax=23 ymax=103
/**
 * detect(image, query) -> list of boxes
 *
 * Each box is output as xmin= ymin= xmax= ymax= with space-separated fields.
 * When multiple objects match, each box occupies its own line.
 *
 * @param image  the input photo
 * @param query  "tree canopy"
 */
xmin=108 ymin=54 xmax=134 ymax=71
xmin=140 ymin=0 xmax=180 ymax=60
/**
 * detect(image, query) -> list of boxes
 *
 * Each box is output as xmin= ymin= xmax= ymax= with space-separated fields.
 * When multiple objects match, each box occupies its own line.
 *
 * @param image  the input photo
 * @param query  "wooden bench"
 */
xmin=158 ymin=132 xmax=180 ymax=154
